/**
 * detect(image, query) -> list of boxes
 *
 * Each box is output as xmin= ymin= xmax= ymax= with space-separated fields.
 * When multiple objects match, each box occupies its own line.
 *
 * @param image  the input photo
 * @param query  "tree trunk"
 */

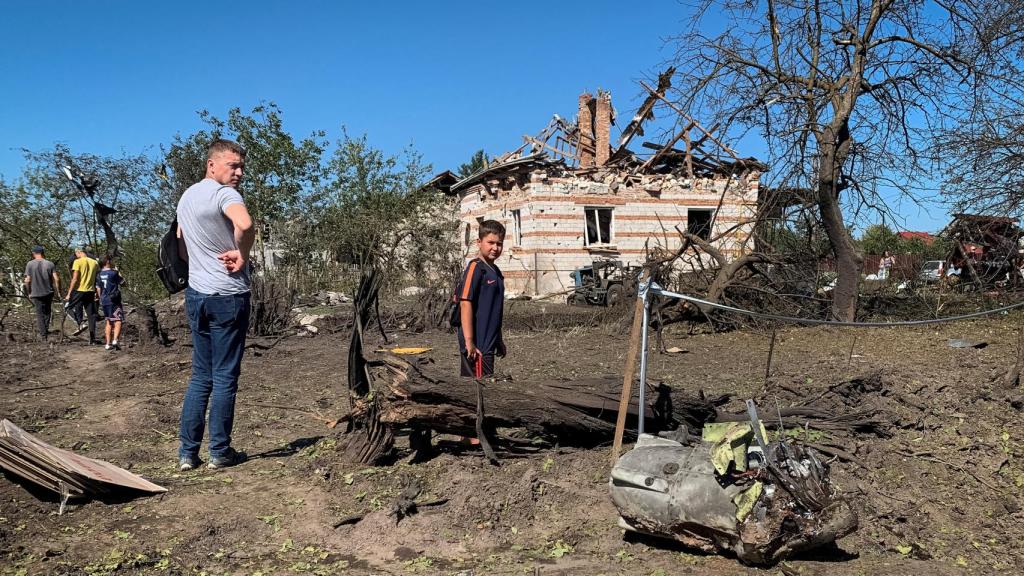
xmin=137 ymin=304 xmax=169 ymax=346
xmin=817 ymin=123 xmax=863 ymax=321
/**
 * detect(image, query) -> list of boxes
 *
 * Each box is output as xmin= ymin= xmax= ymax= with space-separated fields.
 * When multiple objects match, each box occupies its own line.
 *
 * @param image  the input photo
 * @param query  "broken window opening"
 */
xmin=687 ymin=208 xmax=714 ymax=241
xmin=585 ymin=207 xmax=613 ymax=246
xmin=512 ymin=209 xmax=523 ymax=246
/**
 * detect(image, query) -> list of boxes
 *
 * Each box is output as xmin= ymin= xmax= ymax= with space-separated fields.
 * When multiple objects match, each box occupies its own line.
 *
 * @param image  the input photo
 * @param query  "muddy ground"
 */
xmin=1 ymin=299 xmax=1023 ymax=575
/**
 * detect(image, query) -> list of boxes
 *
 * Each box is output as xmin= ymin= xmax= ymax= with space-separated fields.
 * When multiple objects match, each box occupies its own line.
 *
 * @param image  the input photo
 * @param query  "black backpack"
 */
xmin=156 ymin=219 xmax=188 ymax=294
xmin=448 ymin=290 xmax=461 ymax=328
xmin=449 ymin=263 xmax=471 ymax=328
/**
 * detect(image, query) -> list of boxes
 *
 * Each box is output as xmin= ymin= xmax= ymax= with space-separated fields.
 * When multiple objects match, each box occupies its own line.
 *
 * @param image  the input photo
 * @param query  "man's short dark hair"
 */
xmin=207 ymin=139 xmax=246 ymax=161
xmin=479 ymin=220 xmax=506 ymax=239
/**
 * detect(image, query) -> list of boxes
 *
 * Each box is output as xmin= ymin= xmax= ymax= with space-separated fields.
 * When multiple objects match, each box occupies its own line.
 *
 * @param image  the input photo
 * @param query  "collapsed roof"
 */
xmin=431 ymin=68 xmax=766 ymax=196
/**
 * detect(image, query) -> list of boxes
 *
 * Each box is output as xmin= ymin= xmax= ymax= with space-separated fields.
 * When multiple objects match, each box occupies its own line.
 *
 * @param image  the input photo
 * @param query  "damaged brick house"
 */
xmin=428 ymin=73 xmax=765 ymax=297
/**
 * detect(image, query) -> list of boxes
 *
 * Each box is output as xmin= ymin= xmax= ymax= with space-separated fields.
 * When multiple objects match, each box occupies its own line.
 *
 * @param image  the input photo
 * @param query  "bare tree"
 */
xmin=670 ymin=0 xmax=1024 ymax=319
xmin=940 ymin=95 xmax=1024 ymax=216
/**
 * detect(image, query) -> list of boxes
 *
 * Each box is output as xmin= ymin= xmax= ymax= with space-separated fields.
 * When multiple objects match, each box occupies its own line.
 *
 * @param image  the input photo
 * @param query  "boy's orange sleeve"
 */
xmin=458 ymin=261 xmax=479 ymax=301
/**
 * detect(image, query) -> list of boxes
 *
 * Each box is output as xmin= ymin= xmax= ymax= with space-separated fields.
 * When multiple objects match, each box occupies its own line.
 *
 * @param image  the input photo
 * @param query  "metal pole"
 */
xmin=533 ymin=253 xmax=539 ymax=296
xmin=637 ymin=283 xmax=651 ymax=435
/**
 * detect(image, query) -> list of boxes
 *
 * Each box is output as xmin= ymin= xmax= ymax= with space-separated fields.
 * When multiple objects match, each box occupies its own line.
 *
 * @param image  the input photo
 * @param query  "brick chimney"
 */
xmin=578 ymin=93 xmax=596 ymax=168
xmin=595 ymin=92 xmax=612 ymax=166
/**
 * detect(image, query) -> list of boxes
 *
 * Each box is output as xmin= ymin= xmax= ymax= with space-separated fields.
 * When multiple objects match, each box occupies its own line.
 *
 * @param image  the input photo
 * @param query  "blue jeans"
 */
xmin=179 ymin=287 xmax=251 ymax=459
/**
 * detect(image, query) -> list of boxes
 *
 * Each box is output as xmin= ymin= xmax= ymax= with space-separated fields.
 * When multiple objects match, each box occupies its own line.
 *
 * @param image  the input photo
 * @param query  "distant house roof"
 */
xmin=897 ymin=231 xmax=935 ymax=243
xmin=421 ymin=170 xmax=460 ymax=194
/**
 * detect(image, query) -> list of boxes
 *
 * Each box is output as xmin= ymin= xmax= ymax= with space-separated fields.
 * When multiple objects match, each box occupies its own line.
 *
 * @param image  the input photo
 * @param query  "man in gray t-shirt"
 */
xmin=176 ymin=139 xmax=256 ymax=472
xmin=23 ymin=245 xmax=61 ymax=340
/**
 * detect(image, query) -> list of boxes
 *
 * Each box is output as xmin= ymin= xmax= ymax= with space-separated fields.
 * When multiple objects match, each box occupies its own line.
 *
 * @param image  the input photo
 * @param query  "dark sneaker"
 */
xmin=72 ymin=322 xmax=88 ymax=336
xmin=179 ymin=454 xmax=200 ymax=472
xmin=207 ymin=449 xmax=247 ymax=470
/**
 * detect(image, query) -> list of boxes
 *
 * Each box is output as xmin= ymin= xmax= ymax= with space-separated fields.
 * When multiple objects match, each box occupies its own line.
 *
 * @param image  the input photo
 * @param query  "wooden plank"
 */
xmin=640 ymin=121 xmax=695 ymax=172
xmin=638 ymin=80 xmax=742 ymax=161
xmin=610 ymin=293 xmax=647 ymax=464
xmin=523 ymin=135 xmax=581 ymax=162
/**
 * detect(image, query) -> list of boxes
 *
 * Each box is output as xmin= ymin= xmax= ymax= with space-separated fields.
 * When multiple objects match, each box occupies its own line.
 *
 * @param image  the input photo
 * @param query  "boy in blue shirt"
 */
xmin=96 ymin=255 xmax=125 ymax=351
xmin=457 ymin=220 xmax=507 ymax=378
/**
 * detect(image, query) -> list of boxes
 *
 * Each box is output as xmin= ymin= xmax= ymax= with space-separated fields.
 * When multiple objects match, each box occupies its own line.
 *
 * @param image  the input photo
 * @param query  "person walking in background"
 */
xmin=878 ymin=250 xmax=896 ymax=280
xmin=96 ymin=255 xmax=125 ymax=351
xmin=23 ymin=245 xmax=61 ymax=341
xmin=176 ymin=139 xmax=255 ymax=471
xmin=64 ymin=246 xmax=99 ymax=343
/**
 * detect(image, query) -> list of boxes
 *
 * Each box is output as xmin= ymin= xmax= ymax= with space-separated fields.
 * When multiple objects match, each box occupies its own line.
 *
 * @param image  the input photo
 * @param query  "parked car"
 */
xmin=919 ymin=260 xmax=945 ymax=282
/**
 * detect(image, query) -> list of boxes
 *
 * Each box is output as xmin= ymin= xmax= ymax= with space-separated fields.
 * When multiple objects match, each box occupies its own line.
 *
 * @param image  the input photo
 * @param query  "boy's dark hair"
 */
xmin=102 ymin=255 xmax=115 ymax=268
xmin=478 ymin=220 xmax=506 ymax=239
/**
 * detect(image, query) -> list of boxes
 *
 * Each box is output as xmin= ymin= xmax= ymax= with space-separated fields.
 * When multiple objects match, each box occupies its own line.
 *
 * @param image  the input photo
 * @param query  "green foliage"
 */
xmin=761 ymin=212 xmax=831 ymax=257
xmin=547 ymin=540 xmax=573 ymax=558
xmin=859 ymin=224 xmax=951 ymax=260
xmin=317 ymin=134 xmax=453 ymax=272
xmin=1 ymin=145 xmax=165 ymax=301
xmin=860 ymin=224 xmax=899 ymax=256
xmin=0 ymin=178 xmax=75 ymax=285
xmin=2 ymin=103 xmax=456 ymax=308
xmin=116 ymin=235 xmax=164 ymax=301
xmin=163 ymin=102 xmax=327 ymax=245
xmin=457 ymin=149 xmax=488 ymax=178
xmin=900 ymin=235 xmax=951 ymax=261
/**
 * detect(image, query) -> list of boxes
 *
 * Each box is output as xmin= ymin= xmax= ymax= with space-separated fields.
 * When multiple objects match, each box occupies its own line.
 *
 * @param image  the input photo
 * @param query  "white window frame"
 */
xmin=584 ymin=206 xmax=614 ymax=246
xmin=511 ymin=209 xmax=523 ymax=245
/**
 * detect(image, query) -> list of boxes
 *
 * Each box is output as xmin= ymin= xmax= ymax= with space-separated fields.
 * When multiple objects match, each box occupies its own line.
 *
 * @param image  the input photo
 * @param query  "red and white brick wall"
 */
xmin=457 ymin=170 xmax=759 ymax=296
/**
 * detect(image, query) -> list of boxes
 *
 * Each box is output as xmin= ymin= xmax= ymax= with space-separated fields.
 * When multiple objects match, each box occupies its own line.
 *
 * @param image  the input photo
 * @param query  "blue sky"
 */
xmin=1 ymin=0 xmax=947 ymax=231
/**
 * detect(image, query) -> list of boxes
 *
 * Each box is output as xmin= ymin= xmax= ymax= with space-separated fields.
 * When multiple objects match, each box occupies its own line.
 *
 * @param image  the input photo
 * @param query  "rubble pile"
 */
xmin=610 ymin=409 xmax=857 ymax=565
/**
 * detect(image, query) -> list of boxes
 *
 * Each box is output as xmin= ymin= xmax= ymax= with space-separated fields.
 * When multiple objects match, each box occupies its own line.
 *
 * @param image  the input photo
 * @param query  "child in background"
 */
xmin=96 ymin=255 xmax=125 ymax=350
xmin=457 ymin=220 xmax=507 ymax=378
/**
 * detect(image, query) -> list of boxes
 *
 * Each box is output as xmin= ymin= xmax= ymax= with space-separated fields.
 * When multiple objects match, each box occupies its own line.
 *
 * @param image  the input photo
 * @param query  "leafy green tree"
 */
xmin=764 ymin=211 xmax=832 ymax=258
xmin=318 ymin=134 xmax=436 ymax=268
xmin=163 ymin=103 xmax=327 ymax=259
xmin=896 ymin=235 xmax=950 ymax=262
xmin=860 ymin=224 xmax=898 ymax=256
xmin=2 ymin=145 xmax=168 ymax=300
xmin=457 ymin=149 xmax=488 ymax=178
xmin=18 ymin=144 xmax=165 ymax=252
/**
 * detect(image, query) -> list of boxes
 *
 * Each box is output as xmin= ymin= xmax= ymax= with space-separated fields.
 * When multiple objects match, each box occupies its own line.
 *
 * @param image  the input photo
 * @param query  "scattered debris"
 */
xmin=0 ymin=419 xmax=166 ymax=509
xmin=379 ymin=347 xmax=433 ymax=355
xmin=609 ymin=402 xmax=857 ymax=565
xmin=948 ymin=338 xmax=988 ymax=349
xmin=296 ymin=313 xmax=327 ymax=327
xmin=942 ymin=213 xmax=1024 ymax=287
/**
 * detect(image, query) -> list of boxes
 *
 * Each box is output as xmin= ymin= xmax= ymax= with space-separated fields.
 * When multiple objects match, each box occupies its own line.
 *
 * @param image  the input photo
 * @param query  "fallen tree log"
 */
xmin=365 ymin=352 xmax=727 ymax=444
xmin=338 ymin=269 xmax=890 ymax=465
xmin=337 ymin=270 xmax=728 ymax=464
